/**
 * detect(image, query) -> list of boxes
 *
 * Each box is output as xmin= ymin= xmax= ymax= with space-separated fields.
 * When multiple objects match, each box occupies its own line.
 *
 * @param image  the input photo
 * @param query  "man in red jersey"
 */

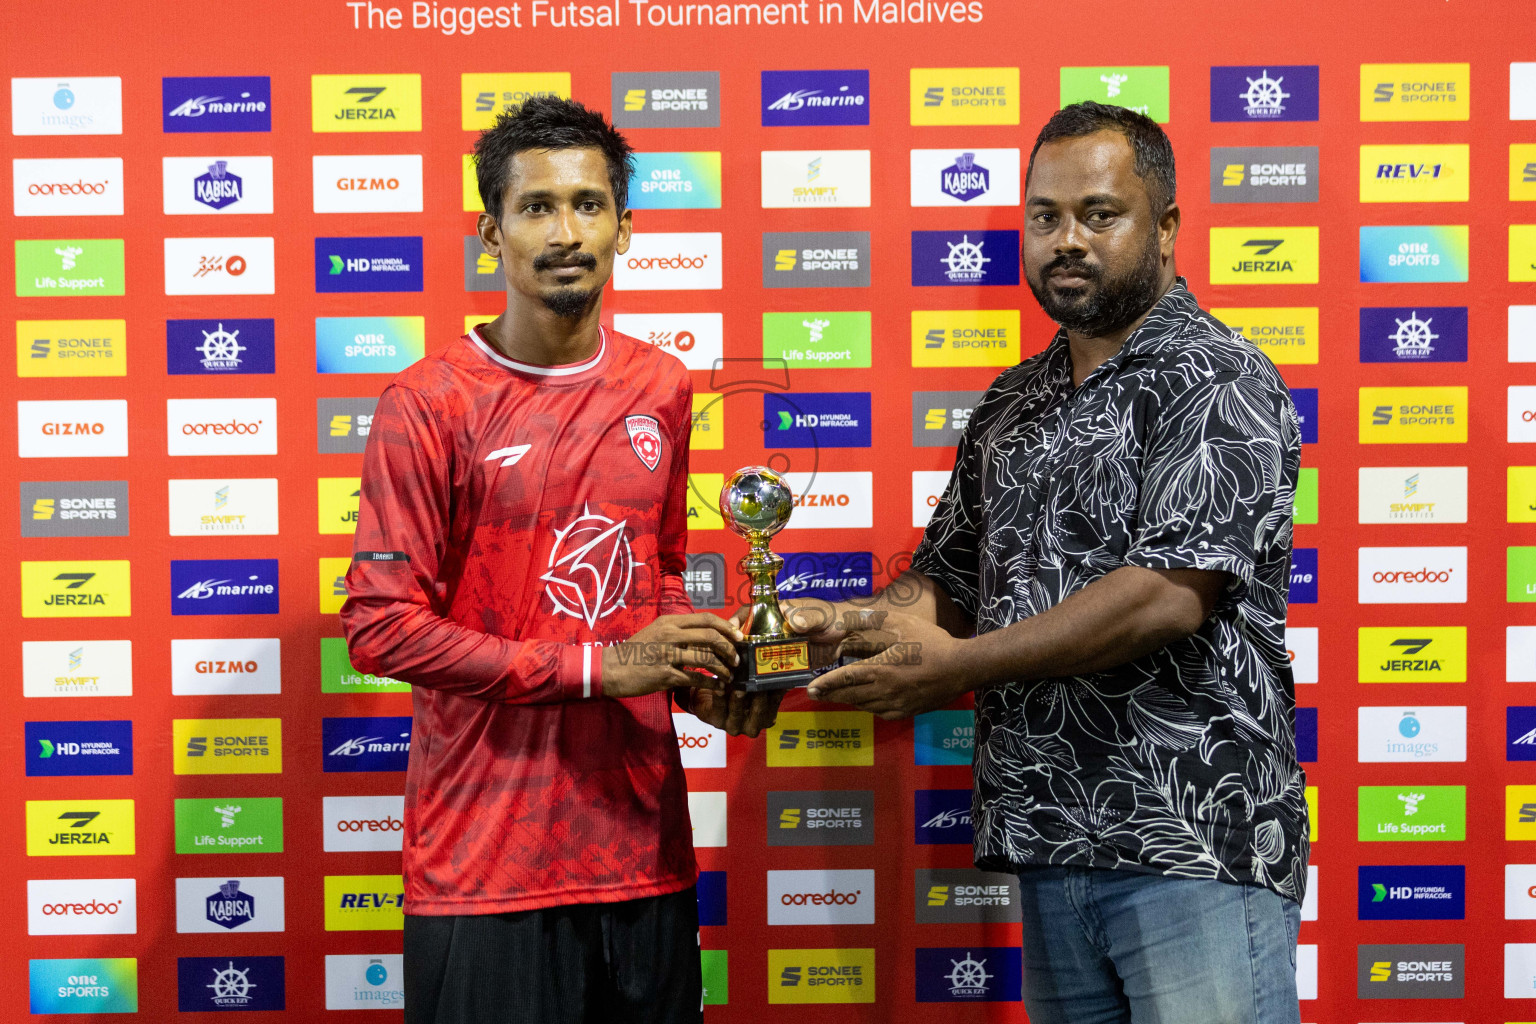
xmin=341 ymin=96 xmax=779 ymax=1024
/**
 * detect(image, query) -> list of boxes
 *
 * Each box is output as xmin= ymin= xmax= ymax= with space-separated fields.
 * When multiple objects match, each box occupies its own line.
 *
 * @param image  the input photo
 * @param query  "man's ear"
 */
xmin=615 ymin=207 xmax=632 ymax=256
xmin=1158 ymin=201 xmax=1181 ymax=264
xmin=476 ymin=212 xmax=501 ymax=258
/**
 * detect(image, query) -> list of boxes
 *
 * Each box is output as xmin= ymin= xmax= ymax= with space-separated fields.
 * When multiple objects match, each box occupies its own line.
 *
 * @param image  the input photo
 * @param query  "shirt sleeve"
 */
xmin=1123 ymin=367 xmax=1297 ymax=603
xmin=657 ymin=377 xmax=695 ymax=617
xmin=910 ymin=409 xmax=986 ymax=624
xmin=340 ymin=384 xmax=602 ymax=703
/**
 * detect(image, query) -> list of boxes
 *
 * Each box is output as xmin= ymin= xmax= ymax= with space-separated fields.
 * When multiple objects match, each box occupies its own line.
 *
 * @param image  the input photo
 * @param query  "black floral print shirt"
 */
xmin=912 ymin=280 xmax=1309 ymax=904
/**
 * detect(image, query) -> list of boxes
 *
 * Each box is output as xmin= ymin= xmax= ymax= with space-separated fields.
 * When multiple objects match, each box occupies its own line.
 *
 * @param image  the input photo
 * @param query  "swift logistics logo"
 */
xmin=27 ymin=878 xmax=137 ymax=936
xmin=615 ymin=231 xmax=722 ymax=290
xmin=912 ymin=390 xmax=981 ymax=447
xmin=1359 ymin=386 xmax=1466 ymax=444
xmin=1358 ymin=785 xmax=1465 ymax=841
xmin=1357 ymin=627 xmax=1467 ymax=682
xmin=762 ymin=311 xmax=872 ymax=368
xmin=1209 ymin=228 xmax=1319 ymax=284
xmin=1359 ymin=307 xmax=1467 ymax=363
xmin=12 ymin=157 xmax=124 ymax=217
xmin=768 ymin=949 xmax=875 ymax=1005
xmin=1359 ymin=225 xmax=1469 ymax=283
xmin=911 ymin=231 xmax=1020 ymax=286
xmin=767 ymin=791 xmax=874 ymax=847
xmin=315 ymin=236 xmax=423 ymax=293
xmin=162 ymin=156 xmax=274 ymax=214
xmin=20 ymin=561 xmax=131 ymax=619
xmin=1357 ymin=943 xmax=1463 ymax=998
xmin=162 ymin=76 xmax=270 ymax=132
xmin=909 ymin=149 xmax=1020 ymax=206
xmin=312 ymin=154 xmax=424 ymax=213
xmin=912 ymin=310 xmax=1021 ymax=367
xmin=461 ymin=72 xmax=569 ymax=129
xmin=1212 ymin=307 xmax=1318 ymax=365
xmin=177 ymin=956 xmax=285 ymax=1012
xmin=20 ymin=481 xmax=129 ymax=538
xmin=1357 ymin=706 xmax=1466 ymax=762
xmin=1210 ymin=66 xmax=1319 ymax=121
xmin=761 ymin=150 xmax=871 ymax=208
xmin=1357 ymin=466 xmax=1468 ymax=524
xmin=611 ymin=71 xmax=719 ymax=128
xmin=915 ymin=947 xmax=1022 ymax=1002
xmin=776 ymin=551 xmax=874 ymax=600
xmin=324 ymin=875 xmax=406 ymax=931
xmin=163 ymin=236 xmax=276 ymax=295
xmin=175 ymin=797 xmax=283 ymax=853
xmin=316 ymin=316 xmax=425 ymax=373
xmin=1357 ymin=547 xmax=1467 ymax=603
xmin=28 ymin=958 xmax=138 ymax=1014
xmin=26 ymin=799 xmax=136 ymax=856
xmin=324 ymin=955 xmax=405 ymax=1010
xmin=915 ymin=790 xmax=973 ymax=844
xmin=628 ymin=153 xmax=722 ymax=210
xmin=768 ymin=712 xmax=874 ymax=767
xmin=171 ymin=636 xmax=282 ymax=694
xmin=915 ymin=869 xmax=1020 ymax=923
xmin=1059 ymin=66 xmax=1168 ymax=121
xmin=311 ymin=74 xmax=422 ymax=132
xmin=174 ymin=876 xmax=285 ymax=933
xmin=1360 ymin=144 xmax=1469 ymax=202
xmin=763 ymin=231 xmax=869 ymax=288
xmin=761 ymin=70 xmax=869 ymax=126
xmin=909 ymin=67 xmax=1019 ymax=125
xmin=763 ymin=393 xmax=871 ymax=448
xmin=317 ymin=397 xmax=377 ymax=453
xmin=22 ymin=640 xmax=134 ymax=698
xmin=167 ymin=318 xmax=275 ymax=374
xmin=11 ymin=77 xmax=123 ymax=135
xmin=1361 ymin=63 xmax=1469 ymax=121
xmin=322 ymin=716 xmax=413 ymax=772
xmin=15 ymin=238 xmax=125 ymax=297
xmin=321 ymin=637 xmax=409 ymax=693
xmin=768 ymin=869 xmax=875 ymax=925
xmin=1209 ymin=147 xmax=1318 ymax=204
xmin=1358 ymin=865 xmax=1465 ymax=920
xmin=173 ymin=718 xmax=282 ymax=775
xmin=167 ymin=478 xmax=280 ymax=537
xmin=170 ymin=559 xmax=279 ymax=615
xmin=25 ymin=720 xmax=133 ymax=777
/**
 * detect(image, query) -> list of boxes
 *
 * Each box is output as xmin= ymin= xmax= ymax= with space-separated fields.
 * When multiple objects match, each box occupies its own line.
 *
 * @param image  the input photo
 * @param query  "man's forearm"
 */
xmin=839 ymin=570 xmax=973 ymax=637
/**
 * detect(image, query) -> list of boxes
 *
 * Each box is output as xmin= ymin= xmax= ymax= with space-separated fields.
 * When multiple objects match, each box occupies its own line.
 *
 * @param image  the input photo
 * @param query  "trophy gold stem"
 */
xmin=739 ymin=537 xmax=788 ymax=640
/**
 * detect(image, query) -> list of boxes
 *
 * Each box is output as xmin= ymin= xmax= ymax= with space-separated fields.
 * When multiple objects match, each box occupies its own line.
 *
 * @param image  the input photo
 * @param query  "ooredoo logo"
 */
xmin=167 ymin=398 xmax=277 ymax=456
xmin=323 ymin=796 xmax=406 ymax=852
xmin=13 ymin=158 xmax=124 ymax=216
xmin=1358 ymin=547 xmax=1467 ymax=604
xmin=672 ymin=713 xmax=726 ymax=768
xmin=28 ymin=878 xmax=137 ymax=935
xmin=613 ymin=233 xmax=722 ymax=290
xmin=768 ymin=869 xmax=875 ymax=925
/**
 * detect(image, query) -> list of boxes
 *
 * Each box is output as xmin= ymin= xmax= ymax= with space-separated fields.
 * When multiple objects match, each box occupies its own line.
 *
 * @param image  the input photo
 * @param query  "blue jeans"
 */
xmin=1016 ymin=867 xmax=1301 ymax=1024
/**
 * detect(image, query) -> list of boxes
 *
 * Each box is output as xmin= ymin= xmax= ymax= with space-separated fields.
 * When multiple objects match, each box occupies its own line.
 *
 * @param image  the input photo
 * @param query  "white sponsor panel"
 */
xmin=1507 ymin=864 xmax=1536 ymax=920
xmin=909 ymin=148 xmax=1022 ymax=207
xmin=161 ymin=156 xmax=274 ymax=215
xmin=167 ymin=398 xmax=277 ymax=457
xmin=1511 ymin=387 xmax=1536 ymax=442
xmin=780 ymin=471 xmax=872 ymax=529
xmin=174 ymin=875 xmax=286 ymax=933
xmin=325 ymin=954 xmax=406 ymax=1010
xmin=163 ymin=236 xmax=275 ymax=295
xmin=1301 ymin=865 xmax=1318 ymax=921
xmin=1357 ymin=547 xmax=1467 ymax=604
xmin=1514 ymin=63 xmax=1536 ymax=120
xmin=17 ymin=399 xmax=128 ymax=458
xmin=613 ymin=232 xmax=722 ymax=291
xmin=688 ymin=790 xmax=727 ymax=848
xmin=168 ymin=478 xmax=280 ymax=535
xmin=23 ymin=640 xmax=133 ymax=698
xmin=1510 ymin=626 xmax=1536 ymax=682
xmin=1357 ymin=705 xmax=1466 ymax=762
xmin=611 ymin=312 xmax=723 ymax=372
xmin=13 ymin=158 xmax=124 ymax=216
xmin=1286 ymin=627 xmax=1318 ymax=684
xmin=912 ymin=469 xmax=951 ymax=528
xmin=1511 ymin=307 xmax=1536 ymax=362
xmin=312 ymin=154 xmax=424 ymax=213
xmin=768 ymin=868 xmax=875 ymax=926
xmin=1507 ymin=943 xmax=1536 ymax=998
xmin=11 ymin=77 xmax=123 ymax=135
xmin=761 ymin=150 xmax=871 ymax=208
xmin=1357 ymin=467 xmax=1467 ymax=524
xmin=673 ymin=712 xmax=727 ymax=768
xmin=323 ymin=795 xmax=406 ymax=852
xmin=28 ymin=878 xmax=137 ymax=935
xmin=1295 ymin=945 xmax=1317 ymax=1000
xmin=171 ymin=637 xmax=281 ymax=696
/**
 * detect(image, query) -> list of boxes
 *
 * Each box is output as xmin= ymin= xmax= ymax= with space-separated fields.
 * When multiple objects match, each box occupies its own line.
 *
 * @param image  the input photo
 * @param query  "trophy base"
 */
xmin=732 ymin=637 xmax=817 ymax=692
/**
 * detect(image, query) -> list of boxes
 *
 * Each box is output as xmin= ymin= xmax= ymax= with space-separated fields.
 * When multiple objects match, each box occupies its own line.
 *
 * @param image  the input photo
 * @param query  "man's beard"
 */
xmin=1026 ymin=231 xmax=1164 ymax=338
xmin=532 ymin=250 xmax=600 ymax=319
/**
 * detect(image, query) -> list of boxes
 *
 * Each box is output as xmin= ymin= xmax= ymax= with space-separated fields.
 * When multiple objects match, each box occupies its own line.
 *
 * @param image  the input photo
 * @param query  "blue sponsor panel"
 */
xmin=1295 ymin=707 xmax=1317 ymax=763
xmin=696 ymin=870 xmax=726 ymax=926
xmin=1509 ymin=706 xmax=1536 ymax=761
xmin=761 ymin=70 xmax=870 ymax=126
xmin=915 ymin=947 xmax=1022 ymax=1002
xmin=30 ymin=958 xmax=138 ymax=1014
xmin=914 ymin=710 xmax=973 ymax=766
xmin=763 ymin=392 xmax=872 ymax=448
xmin=1359 ymin=307 xmax=1467 ymax=363
xmin=315 ymin=317 xmax=426 ymax=374
xmin=911 ymin=230 xmax=1020 ymax=287
xmin=627 ymin=153 xmax=722 ymax=210
xmin=315 ymin=236 xmax=424 ymax=293
xmin=162 ymin=76 xmax=272 ymax=132
xmin=776 ymin=551 xmax=874 ymax=602
xmin=1357 ymin=865 xmax=1465 ymax=920
xmin=1288 ymin=548 xmax=1318 ymax=604
xmin=322 ymin=716 xmax=413 ymax=773
xmin=1209 ymin=66 xmax=1319 ymax=122
xmin=1289 ymin=388 xmax=1317 ymax=444
xmin=25 ymin=720 xmax=133 ymax=777
xmin=166 ymin=319 xmax=276 ymax=375
xmin=177 ymin=956 xmax=286 ymax=1011
xmin=171 ymin=559 xmax=280 ymax=616
xmin=915 ymin=789 xmax=973 ymax=845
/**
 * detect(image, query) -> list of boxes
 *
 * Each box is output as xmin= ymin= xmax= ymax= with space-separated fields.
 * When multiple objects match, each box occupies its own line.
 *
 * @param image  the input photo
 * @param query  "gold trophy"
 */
xmin=719 ymin=466 xmax=818 ymax=691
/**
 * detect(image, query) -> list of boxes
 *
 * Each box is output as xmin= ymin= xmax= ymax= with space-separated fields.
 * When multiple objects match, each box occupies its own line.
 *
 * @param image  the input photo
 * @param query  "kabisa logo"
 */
xmin=207 ymin=881 xmax=256 ymax=930
xmin=22 ymin=640 xmax=134 ymax=699
xmin=318 ymin=397 xmax=377 ymax=454
xmin=162 ymin=76 xmax=271 ymax=132
xmin=322 ymin=716 xmax=413 ymax=773
xmin=1359 ymin=307 xmax=1467 ymax=363
xmin=911 ymin=390 xmax=980 ymax=447
xmin=768 ymin=949 xmax=876 ymax=1005
xmin=25 ymin=720 xmax=133 ymax=777
xmin=193 ymin=161 xmax=241 ymax=210
xmin=175 ymin=876 xmax=284 ymax=933
xmin=768 ymin=712 xmax=874 ymax=766
xmin=1360 ymin=144 xmax=1469 ymax=203
xmin=916 ymin=947 xmax=1022 ymax=1002
xmin=20 ymin=481 xmax=129 ymax=539
xmin=171 ymin=636 xmax=282 ymax=694
xmin=776 ymin=551 xmax=874 ymax=601
xmin=1059 ymin=66 xmax=1169 ymax=121
xmin=912 ymin=310 xmax=1022 ymax=368
xmin=614 ymin=231 xmax=723 ymax=291
xmin=909 ymin=148 xmax=1021 ymax=207
xmin=768 ymin=869 xmax=875 ymax=925
xmin=764 ymin=393 xmax=872 ymax=449
xmin=910 ymin=67 xmax=1019 ymax=126
xmin=1209 ymin=228 xmax=1319 ymax=284
xmin=1362 ymin=63 xmax=1469 ymax=122
xmin=17 ymin=317 xmax=127 ymax=379
xmin=15 ymin=238 xmax=126 ymax=297
xmin=1357 ymin=785 xmax=1466 ymax=841
xmin=762 ymin=310 xmax=872 ymax=368
xmin=162 ymin=156 xmax=275 ymax=215
xmin=1357 ymin=546 xmax=1467 ymax=604
xmin=27 ymin=958 xmax=138 ymax=1015
xmin=767 ymin=791 xmax=875 ymax=847
xmin=12 ymin=76 xmax=123 ymax=135
xmin=461 ymin=72 xmax=570 ymax=129
xmin=1359 ymin=225 xmax=1469 ymax=283
xmin=914 ymin=710 xmax=974 ymax=766
xmin=1357 ymin=943 xmax=1464 ymax=998
xmin=1209 ymin=66 xmax=1319 ymax=121
xmin=174 ymin=718 xmax=282 ymax=776
xmin=311 ymin=74 xmax=422 ymax=132
xmin=174 ymin=796 xmax=283 ymax=854
xmin=1509 ymin=706 xmax=1536 ymax=761
xmin=1209 ymin=147 xmax=1319 ymax=204
xmin=315 ymin=236 xmax=424 ymax=293
xmin=1358 ymin=386 xmax=1467 ymax=444
xmin=27 ymin=878 xmax=137 ymax=936
xmin=13 ymin=158 xmax=124 ymax=217
xmin=166 ymin=318 xmax=276 ymax=375
xmin=627 ymin=152 xmax=723 ymax=211
xmin=313 ymin=154 xmax=425 ymax=213
xmin=1357 ymin=627 xmax=1466 ymax=683
xmin=171 ymin=559 xmax=279 ymax=615
xmin=761 ymin=70 xmax=870 ymax=126
xmin=1358 ymin=705 xmax=1466 ymax=762
xmin=177 ymin=956 xmax=284 ymax=1012
xmin=26 ymin=799 xmax=136 ymax=857
xmin=1358 ymin=865 xmax=1466 ymax=921
xmin=316 ymin=316 xmax=425 ymax=374
xmin=323 ymin=795 xmax=406 ymax=851
xmin=324 ymin=875 xmax=406 ymax=931
xmin=325 ymin=955 xmax=405 ymax=1010
xmin=911 ymin=230 xmax=1020 ymax=286
xmin=541 ymin=505 xmax=635 ymax=628
xmin=915 ymin=789 xmax=974 ymax=844
xmin=611 ymin=72 xmax=719 ymax=128
xmin=164 ymin=236 xmax=276 ymax=295
xmin=20 ymin=560 xmax=131 ymax=619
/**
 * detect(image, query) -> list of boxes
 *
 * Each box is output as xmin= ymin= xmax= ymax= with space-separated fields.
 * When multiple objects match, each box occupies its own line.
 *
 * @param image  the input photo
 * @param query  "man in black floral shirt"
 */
xmin=803 ymin=102 xmax=1307 ymax=1023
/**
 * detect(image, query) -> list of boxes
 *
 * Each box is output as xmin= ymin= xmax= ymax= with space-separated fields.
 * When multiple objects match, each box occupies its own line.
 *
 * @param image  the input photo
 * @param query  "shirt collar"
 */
xmin=1042 ymin=277 xmax=1198 ymax=389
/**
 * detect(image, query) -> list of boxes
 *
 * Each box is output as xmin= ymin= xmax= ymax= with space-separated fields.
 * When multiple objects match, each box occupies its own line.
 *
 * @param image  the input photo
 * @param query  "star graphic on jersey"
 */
xmin=540 ymin=504 xmax=634 ymax=627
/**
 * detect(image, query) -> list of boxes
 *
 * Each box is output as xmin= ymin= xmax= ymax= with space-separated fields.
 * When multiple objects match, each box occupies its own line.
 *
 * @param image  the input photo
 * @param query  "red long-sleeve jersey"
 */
xmin=341 ymin=325 xmax=699 ymax=914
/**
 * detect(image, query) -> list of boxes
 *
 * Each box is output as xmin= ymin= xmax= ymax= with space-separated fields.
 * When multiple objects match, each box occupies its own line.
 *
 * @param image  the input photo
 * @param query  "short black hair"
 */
xmin=1026 ymin=101 xmax=1176 ymax=215
xmin=473 ymin=95 xmax=635 ymax=222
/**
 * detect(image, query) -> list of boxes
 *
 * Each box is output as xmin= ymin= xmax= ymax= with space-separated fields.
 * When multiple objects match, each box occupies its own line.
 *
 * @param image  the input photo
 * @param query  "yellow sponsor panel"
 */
xmin=1359 ymin=145 xmax=1469 ymax=203
xmin=21 ymin=560 xmax=131 ymax=618
xmin=1306 ymin=786 xmax=1318 ymax=842
xmin=26 ymin=799 xmax=135 ymax=857
xmin=1512 ymin=145 xmax=1536 ymax=202
xmin=1209 ymin=228 xmax=1319 ymax=285
xmin=173 ymin=718 xmax=283 ymax=775
xmin=1358 ymin=387 xmax=1467 ymax=444
xmin=909 ymin=67 xmax=1019 ymax=126
xmin=767 ymin=711 xmax=874 ymax=767
xmin=1210 ymin=307 xmax=1318 ymax=365
xmin=320 ymin=556 xmax=352 ymax=614
xmin=463 ymin=154 xmax=483 ymax=211
xmin=911 ymin=310 xmax=1020 ymax=367
xmin=312 ymin=73 xmax=422 ymax=132
xmin=1508 ymin=785 xmax=1536 ymax=840
xmin=768 ymin=949 xmax=876 ymax=1004
xmin=691 ymin=393 xmax=723 ymax=451
xmin=1360 ymin=63 xmax=1470 ymax=121
xmin=1357 ymin=626 xmax=1466 ymax=682
xmin=16 ymin=319 xmax=127 ymax=378
xmin=460 ymin=72 xmax=570 ymax=130
xmin=464 ymin=314 xmax=493 ymax=335
xmin=686 ymin=473 xmax=724 ymax=530
xmin=318 ymin=477 xmax=362 ymax=535
xmin=1512 ymin=225 xmax=1536 ymax=283
xmin=324 ymin=874 xmax=406 ymax=931
xmin=1508 ymin=467 xmax=1536 ymax=523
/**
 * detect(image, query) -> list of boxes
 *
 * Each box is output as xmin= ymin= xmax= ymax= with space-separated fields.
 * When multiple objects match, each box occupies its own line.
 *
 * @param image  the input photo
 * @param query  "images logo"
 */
xmin=1358 ymin=627 xmax=1466 ymax=682
xmin=629 ymin=152 xmax=722 ymax=210
xmin=1358 ymin=387 xmax=1466 ymax=444
xmin=171 ymin=636 xmax=282 ymax=694
xmin=763 ymin=231 xmax=870 ymax=288
xmin=768 ymin=791 xmax=874 ymax=847
xmin=776 ymin=551 xmax=873 ymax=601
xmin=768 ymin=949 xmax=875 ymax=1005
xmin=762 ymin=311 xmax=872 ymax=368
xmin=175 ymin=796 xmax=283 ymax=853
xmin=1358 ymin=785 xmax=1465 ymax=841
xmin=325 ymin=875 xmax=406 ymax=931
xmin=461 ymin=72 xmax=569 ymax=129
xmin=25 ymin=720 xmax=132 ymax=777
xmin=912 ymin=310 xmax=1021 ymax=367
xmin=173 ymin=718 xmax=282 ymax=775
xmin=22 ymin=640 xmax=134 ymax=699
xmin=15 ymin=238 xmax=125 ymax=297
xmin=20 ymin=481 xmax=129 ymax=538
xmin=614 ymin=232 xmax=722 ymax=291
xmin=171 ymin=559 xmax=280 ymax=615
xmin=26 ymin=799 xmax=136 ymax=856
xmin=764 ymin=394 xmax=871 ymax=449
xmin=915 ymin=947 xmax=1022 ymax=1002
xmin=910 ymin=148 xmax=1020 ymax=207
xmin=911 ymin=231 xmax=1020 ymax=287
xmin=1209 ymin=228 xmax=1319 ymax=284
xmin=323 ymin=796 xmax=406 ymax=852
xmin=1359 ymin=225 xmax=1469 ymax=283
xmin=27 ymin=879 xmax=137 ymax=936
xmin=1357 ymin=943 xmax=1463 ymax=998
xmin=1059 ymin=66 xmax=1169 ymax=121
xmin=768 ymin=869 xmax=875 ymax=925
xmin=12 ymin=77 xmax=123 ymax=135
xmin=324 ymin=955 xmax=405 ymax=1010
xmin=20 ymin=561 xmax=131 ymax=619
xmin=312 ymin=154 xmax=424 ymax=213
xmin=315 ymin=236 xmax=423 ymax=293
xmin=316 ymin=316 xmax=425 ymax=374
xmin=163 ymin=236 xmax=275 ymax=295
xmin=317 ymin=397 xmax=377 ymax=454
xmin=1210 ymin=66 xmax=1319 ymax=121
xmin=761 ymin=70 xmax=870 ymax=126
xmin=175 ymin=876 xmax=285 ymax=933
xmin=910 ymin=67 xmax=1019 ymax=125
xmin=761 ymin=150 xmax=871 ymax=208
xmin=768 ymin=712 xmax=874 ymax=767
xmin=1357 ymin=705 xmax=1466 ymax=762
xmin=1361 ymin=63 xmax=1469 ymax=121
xmin=1209 ymin=147 xmax=1318 ymax=204
xmin=163 ymin=76 xmax=270 ymax=132
xmin=322 ymin=716 xmax=413 ymax=773
xmin=611 ymin=72 xmax=719 ymax=128
xmin=13 ymin=157 xmax=124 ymax=217
xmin=312 ymin=74 xmax=421 ymax=132
xmin=28 ymin=958 xmax=137 ymax=1014
xmin=1359 ymin=307 xmax=1467 ymax=363
xmin=177 ymin=956 xmax=284 ymax=1012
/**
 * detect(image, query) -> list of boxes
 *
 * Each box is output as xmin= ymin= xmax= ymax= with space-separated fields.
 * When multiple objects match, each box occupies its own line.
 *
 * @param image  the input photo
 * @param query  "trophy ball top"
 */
xmin=719 ymin=466 xmax=795 ymax=539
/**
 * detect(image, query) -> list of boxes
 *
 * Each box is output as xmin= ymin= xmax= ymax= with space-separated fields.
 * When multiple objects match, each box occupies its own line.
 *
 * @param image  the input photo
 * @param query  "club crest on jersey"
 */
xmin=540 ymin=504 xmax=634 ymax=627
xmin=625 ymin=415 xmax=662 ymax=472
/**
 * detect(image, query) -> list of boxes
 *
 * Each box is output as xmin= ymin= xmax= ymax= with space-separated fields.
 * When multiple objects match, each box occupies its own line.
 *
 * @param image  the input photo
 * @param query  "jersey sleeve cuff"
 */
xmin=556 ymin=643 xmax=604 ymax=700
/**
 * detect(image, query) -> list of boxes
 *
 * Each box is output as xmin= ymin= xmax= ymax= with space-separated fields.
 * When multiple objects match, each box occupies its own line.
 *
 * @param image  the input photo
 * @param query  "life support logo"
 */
xmin=1357 ymin=785 xmax=1466 ymax=842
xmin=768 ymin=869 xmax=875 ymax=925
xmin=541 ymin=505 xmax=634 ymax=627
xmin=174 ymin=796 xmax=283 ymax=854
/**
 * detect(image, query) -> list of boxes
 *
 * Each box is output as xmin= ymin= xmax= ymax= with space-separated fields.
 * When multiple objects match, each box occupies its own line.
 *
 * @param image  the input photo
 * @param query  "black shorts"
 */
xmin=404 ymin=886 xmax=702 ymax=1024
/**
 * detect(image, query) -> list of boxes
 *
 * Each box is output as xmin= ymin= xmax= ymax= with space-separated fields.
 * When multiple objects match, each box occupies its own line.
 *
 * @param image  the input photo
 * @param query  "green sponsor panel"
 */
xmin=700 ymin=950 xmax=728 ymax=1005
xmin=175 ymin=797 xmax=284 ymax=853
xmin=15 ymin=239 xmax=126 ymax=297
xmin=1293 ymin=467 xmax=1318 ymax=524
xmin=762 ymin=311 xmax=871 ymax=369
xmin=1509 ymin=547 xmax=1536 ymax=603
xmin=321 ymin=636 xmax=411 ymax=693
xmin=1357 ymin=785 xmax=1464 ymax=842
xmin=1059 ymin=66 xmax=1171 ymax=122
